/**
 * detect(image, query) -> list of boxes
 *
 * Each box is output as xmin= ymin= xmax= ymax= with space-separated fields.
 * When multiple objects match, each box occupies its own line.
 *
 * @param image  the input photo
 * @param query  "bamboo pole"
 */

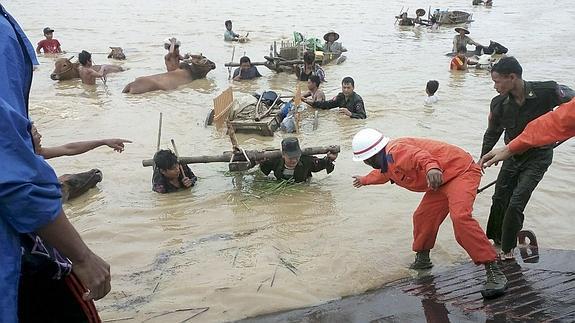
xmin=294 ymin=83 xmax=302 ymax=133
xmin=156 ymin=112 xmax=163 ymax=151
xmin=142 ymin=145 xmax=340 ymax=167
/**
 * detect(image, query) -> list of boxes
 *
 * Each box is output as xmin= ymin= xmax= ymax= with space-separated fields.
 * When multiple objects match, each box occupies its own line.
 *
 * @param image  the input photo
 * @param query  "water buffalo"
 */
xmin=122 ymin=55 xmax=215 ymax=94
xmin=108 ymin=47 xmax=126 ymax=60
xmin=50 ymin=56 xmax=124 ymax=81
xmin=59 ymin=169 xmax=103 ymax=202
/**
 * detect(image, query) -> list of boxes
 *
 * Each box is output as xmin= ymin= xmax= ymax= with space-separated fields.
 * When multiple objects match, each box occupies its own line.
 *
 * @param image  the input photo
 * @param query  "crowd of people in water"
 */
xmin=2 ymin=1 xmax=575 ymax=322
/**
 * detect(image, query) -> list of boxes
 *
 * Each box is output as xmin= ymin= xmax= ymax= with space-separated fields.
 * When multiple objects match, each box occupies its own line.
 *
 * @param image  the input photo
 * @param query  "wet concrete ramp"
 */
xmin=238 ymin=248 xmax=575 ymax=322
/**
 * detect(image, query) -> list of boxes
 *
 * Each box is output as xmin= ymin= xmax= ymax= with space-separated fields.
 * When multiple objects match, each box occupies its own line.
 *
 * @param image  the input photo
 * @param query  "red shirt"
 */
xmin=37 ymin=39 xmax=61 ymax=53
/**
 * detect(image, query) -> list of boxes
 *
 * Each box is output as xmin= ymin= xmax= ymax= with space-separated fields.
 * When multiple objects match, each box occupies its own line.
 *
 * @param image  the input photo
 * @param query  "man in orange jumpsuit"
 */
xmin=351 ymin=128 xmax=507 ymax=298
xmin=480 ymin=98 xmax=575 ymax=167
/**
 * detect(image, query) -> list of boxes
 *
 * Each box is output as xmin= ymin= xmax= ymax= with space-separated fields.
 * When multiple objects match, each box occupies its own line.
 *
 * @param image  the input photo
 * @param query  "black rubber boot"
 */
xmin=409 ymin=251 xmax=433 ymax=270
xmin=481 ymin=261 xmax=508 ymax=299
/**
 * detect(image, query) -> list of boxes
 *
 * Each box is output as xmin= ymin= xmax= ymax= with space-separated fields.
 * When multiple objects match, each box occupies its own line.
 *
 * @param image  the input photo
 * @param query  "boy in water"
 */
xmin=224 ymin=20 xmax=240 ymax=41
xmin=424 ymin=80 xmax=439 ymax=106
xmin=152 ymin=149 xmax=197 ymax=193
xmin=36 ymin=27 xmax=62 ymax=54
xmin=78 ymin=50 xmax=108 ymax=85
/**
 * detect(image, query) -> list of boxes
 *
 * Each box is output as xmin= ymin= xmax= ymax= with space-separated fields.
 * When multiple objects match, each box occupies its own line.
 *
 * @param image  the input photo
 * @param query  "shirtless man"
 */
xmin=78 ymin=50 xmax=108 ymax=85
xmin=164 ymin=38 xmax=184 ymax=72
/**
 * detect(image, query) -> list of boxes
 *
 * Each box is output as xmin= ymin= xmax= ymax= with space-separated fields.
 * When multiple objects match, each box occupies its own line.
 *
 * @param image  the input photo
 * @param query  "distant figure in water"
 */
xmin=36 ymin=27 xmax=62 ymax=54
xmin=452 ymin=27 xmax=481 ymax=53
xmin=164 ymin=37 xmax=184 ymax=72
xmin=78 ymin=50 xmax=110 ymax=85
xmin=424 ymin=80 xmax=439 ymax=106
xmin=224 ymin=20 xmax=240 ymax=41
xmin=152 ymin=149 xmax=197 ymax=193
xmin=450 ymin=47 xmax=477 ymax=70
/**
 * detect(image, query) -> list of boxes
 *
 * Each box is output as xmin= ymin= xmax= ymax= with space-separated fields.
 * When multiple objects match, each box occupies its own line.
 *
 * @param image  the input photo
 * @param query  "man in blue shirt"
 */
xmin=0 ymin=4 xmax=111 ymax=321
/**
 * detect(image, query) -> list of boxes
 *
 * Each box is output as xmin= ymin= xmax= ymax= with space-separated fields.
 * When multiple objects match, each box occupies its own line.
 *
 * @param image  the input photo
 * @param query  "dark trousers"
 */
xmin=486 ymin=148 xmax=553 ymax=253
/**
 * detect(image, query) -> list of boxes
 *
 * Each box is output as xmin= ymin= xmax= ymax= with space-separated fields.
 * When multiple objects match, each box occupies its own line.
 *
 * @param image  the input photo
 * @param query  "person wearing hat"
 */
xmin=351 ymin=128 xmax=508 ymax=299
xmin=323 ymin=30 xmax=347 ymax=55
xmin=258 ymin=137 xmax=337 ymax=183
xmin=164 ymin=37 xmax=184 ymax=72
xmin=452 ymin=27 xmax=479 ymax=53
xmin=36 ymin=27 xmax=62 ymax=54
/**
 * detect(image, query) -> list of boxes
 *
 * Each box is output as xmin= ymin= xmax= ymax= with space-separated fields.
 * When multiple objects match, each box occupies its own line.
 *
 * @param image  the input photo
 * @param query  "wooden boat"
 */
xmin=207 ymin=87 xmax=285 ymax=137
xmin=431 ymin=9 xmax=473 ymax=25
xmin=263 ymin=40 xmax=344 ymax=73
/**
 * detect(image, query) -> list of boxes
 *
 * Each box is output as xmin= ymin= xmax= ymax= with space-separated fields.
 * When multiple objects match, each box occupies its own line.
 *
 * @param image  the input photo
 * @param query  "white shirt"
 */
xmin=424 ymin=95 xmax=439 ymax=106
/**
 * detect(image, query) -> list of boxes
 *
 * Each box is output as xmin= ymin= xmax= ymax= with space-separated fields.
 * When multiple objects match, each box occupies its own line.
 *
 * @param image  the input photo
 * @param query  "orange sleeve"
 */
xmin=360 ymin=169 xmax=390 ymax=186
xmin=508 ymin=98 xmax=575 ymax=153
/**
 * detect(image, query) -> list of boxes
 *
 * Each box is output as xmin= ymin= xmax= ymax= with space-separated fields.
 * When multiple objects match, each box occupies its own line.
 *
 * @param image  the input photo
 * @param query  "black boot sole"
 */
xmin=481 ymin=285 xmax=507 ymax=299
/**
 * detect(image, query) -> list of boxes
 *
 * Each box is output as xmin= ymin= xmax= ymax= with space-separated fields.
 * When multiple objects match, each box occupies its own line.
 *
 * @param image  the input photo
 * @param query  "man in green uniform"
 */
xmin=259 ymin=137 xmax=338 ymax=183
xmin=311 ymin=77 xmax=367 ymax=119
xmin=480 ymin=57 xmax=573 ymax=259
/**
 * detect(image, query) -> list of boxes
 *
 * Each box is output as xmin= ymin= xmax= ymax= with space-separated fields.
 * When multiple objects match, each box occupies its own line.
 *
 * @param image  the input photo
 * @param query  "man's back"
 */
xmin=165 ymin=53 xmax=181 ymax=72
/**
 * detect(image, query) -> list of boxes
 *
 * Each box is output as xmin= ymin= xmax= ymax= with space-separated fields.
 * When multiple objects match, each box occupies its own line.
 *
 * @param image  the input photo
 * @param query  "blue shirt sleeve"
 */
xmin=0 ymin=98 xmax=62 ymax=233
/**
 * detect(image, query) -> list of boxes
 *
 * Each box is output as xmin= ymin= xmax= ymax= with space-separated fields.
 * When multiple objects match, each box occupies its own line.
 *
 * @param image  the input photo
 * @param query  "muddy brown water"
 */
xmin=5 ymin=0 xmax=575 ymax=321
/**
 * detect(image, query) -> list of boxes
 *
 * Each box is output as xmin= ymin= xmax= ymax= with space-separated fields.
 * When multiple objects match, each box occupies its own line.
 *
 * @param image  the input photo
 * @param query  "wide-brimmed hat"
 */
xmin=455 ymin=27 xmax=470 ymax=34
xmin=281 ymin=137 xmax=302 ymax=159
xmin=323 ymin=30 xmax=340 ymax=42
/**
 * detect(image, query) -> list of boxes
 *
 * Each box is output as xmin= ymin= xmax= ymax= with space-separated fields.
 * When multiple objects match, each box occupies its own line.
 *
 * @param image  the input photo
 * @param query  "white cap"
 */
xmin=352 ymin=128 xmax=390 ymax=161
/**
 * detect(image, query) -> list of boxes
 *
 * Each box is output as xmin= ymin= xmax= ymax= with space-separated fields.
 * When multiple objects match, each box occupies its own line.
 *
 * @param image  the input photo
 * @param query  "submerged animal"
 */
xmin=50 ymin=56 xmax=125 ymax=81
xmin=108 ymin=47 xmax=126 ymax=60
xmin=59 ymin=168 xmax=103 ymax=202
xmin=122 ymin=54 xmax=215 ymax=94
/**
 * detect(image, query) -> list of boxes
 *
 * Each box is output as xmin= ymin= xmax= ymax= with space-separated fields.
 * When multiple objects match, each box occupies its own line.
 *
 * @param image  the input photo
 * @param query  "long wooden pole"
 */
xmin=171 ymin=139 xmax=186 ymax=176
xmin=156 ymin=112 xmax=163 ymax=151
xmin=142 ymin=145 xmax=340 ymax=167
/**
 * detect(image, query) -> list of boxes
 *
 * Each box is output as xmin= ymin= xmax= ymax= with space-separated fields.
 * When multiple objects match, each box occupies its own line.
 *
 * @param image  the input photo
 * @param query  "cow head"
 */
xmin=51 ymin=56 xmax=77 ymax=80
xmin=108 ymin=47 xmax=126 ymax=60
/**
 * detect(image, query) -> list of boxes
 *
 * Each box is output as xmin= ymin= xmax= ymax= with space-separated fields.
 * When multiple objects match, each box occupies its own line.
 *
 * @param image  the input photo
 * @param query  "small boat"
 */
xmin=207 ymin=88 xmax=286 ymax=137
xmin=228 ymin=93 xmax=285 ymax=136
xmin=432 ymin=9 xmax=473 ymax=25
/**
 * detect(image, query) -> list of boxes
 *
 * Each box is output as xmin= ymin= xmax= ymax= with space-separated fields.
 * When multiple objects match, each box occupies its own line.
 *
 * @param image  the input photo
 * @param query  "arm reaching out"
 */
xmin=40 ymin=139 xmax=132 ymax=159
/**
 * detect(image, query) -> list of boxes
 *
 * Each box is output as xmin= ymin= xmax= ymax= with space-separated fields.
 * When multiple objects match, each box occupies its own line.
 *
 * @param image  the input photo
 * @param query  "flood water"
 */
xmin=5 ymin=0 xmax=575 ymax=321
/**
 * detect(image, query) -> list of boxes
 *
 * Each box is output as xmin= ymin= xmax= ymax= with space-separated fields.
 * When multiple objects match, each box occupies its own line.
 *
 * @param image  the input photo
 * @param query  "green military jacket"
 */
xmin=259 ymin=155 xmax=335 ymax=183
xmin=481 ymin=81 xmax=573 ymax=157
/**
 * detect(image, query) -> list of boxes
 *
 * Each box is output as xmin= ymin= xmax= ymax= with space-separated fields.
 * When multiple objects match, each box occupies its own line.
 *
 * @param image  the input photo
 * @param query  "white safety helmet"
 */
xmin=352 ymin=128 xmax=390 ymax=161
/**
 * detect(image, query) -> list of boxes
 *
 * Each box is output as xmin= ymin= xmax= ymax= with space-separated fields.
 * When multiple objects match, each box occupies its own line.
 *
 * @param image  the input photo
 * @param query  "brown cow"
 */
xmin=51 ymin=56 xmax=124 ymax=81
xmin=122 ymin=55 xmax=215 ymax=94
xmin=108 ymin=47 xmax=126 ymax=60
